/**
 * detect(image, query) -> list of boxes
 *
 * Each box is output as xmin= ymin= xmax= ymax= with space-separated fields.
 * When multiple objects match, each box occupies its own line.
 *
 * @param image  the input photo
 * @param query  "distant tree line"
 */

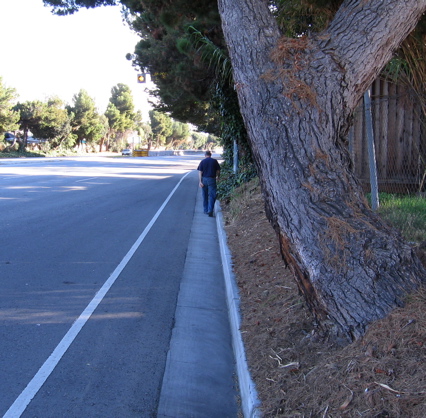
xmin=0 ymin=77 xmax=218 ymax=154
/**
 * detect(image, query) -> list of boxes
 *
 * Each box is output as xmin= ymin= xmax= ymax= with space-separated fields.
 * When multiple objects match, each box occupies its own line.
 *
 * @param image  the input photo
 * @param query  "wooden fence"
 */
xmin=348 ymin=78 xmax=426 ymax=194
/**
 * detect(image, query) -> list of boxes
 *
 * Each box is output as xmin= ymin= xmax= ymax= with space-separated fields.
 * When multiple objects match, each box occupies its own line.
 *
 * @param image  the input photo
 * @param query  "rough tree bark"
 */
xmin=218 ymin=0 xmax=426 ymax=343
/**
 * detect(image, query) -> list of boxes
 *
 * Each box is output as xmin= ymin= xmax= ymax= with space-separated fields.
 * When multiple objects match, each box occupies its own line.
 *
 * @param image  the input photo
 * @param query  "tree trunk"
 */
xmin=99 ymin=136 xmax=105 ymax=152
xmin=5 ymin=131 xmax=18 ymax=152
xmin=218 ymin=0 xmax=426 ymax=343
xmin=18 ymin=127 xmax=29 ymax=153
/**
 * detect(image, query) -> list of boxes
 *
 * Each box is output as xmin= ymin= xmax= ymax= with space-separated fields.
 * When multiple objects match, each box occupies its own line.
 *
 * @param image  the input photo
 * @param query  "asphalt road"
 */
xmin=0 ymin=155 xmax=203 ymax=417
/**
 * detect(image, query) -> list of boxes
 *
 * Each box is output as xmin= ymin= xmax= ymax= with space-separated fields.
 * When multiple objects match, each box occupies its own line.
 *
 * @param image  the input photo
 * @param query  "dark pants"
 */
xmin=202 ymin=177 xmax=217 ymax=214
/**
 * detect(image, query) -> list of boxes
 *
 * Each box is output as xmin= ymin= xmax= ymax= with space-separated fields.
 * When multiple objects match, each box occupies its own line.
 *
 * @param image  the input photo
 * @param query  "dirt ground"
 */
xmin=221 ymin=179 xmax=426 ymax=417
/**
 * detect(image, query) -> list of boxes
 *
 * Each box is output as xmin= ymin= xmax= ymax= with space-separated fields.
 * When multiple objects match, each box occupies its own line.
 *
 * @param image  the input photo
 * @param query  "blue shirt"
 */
xmin=197 ymin=157 xmax=220 ymax=178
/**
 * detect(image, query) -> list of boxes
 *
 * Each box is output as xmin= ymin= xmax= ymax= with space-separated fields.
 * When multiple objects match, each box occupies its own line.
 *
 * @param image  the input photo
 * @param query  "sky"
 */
xmin=0 ymin=0 xmax=154 ymax=120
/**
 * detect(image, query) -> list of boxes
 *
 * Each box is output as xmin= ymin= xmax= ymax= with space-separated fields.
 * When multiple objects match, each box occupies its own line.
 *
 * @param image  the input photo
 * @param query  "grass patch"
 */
xmin=0 ymin=147 xmax=98 ymax=159
xmin=0 ymin=150 xmax=46 ymax=159
xmin=223 ymin=177 xmax=260 ymax=223
xmin=217 ymin=161 xmax=257 ymax=202
xmin=225 ymin=182 xmax=426 ymax=243
xmin=373 ymin=193 xmax=426 ymax=242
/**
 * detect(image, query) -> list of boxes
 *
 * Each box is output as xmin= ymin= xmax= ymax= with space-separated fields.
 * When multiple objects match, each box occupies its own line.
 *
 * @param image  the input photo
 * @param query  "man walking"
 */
xmin=197 ymin=151 xmax=221 ymax=217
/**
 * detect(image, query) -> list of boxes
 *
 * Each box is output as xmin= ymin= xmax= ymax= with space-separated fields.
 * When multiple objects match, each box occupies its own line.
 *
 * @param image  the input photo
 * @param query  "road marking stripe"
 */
xmin=3 ymin=171 xmax=191 ymax=418
xmin=75 ymin=177 xmax=99 ymax=182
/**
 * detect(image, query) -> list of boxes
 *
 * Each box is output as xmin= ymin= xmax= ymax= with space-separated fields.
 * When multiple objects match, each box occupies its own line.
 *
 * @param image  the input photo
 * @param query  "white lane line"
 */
xmin=75 ymin=177 xmax=99 ymax=182
xmin=3 ymin=171 xmax=191 ymax=418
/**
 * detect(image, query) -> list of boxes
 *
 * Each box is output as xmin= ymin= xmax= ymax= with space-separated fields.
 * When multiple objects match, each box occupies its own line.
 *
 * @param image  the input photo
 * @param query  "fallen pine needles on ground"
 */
xmin=221 ymin=179 xmax=426 ymax=417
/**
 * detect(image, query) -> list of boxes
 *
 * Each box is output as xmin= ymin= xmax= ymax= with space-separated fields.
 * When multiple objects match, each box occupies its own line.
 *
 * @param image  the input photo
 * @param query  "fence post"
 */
xmin=364 ymin=87 xmax=380 ymax=211
xmin=233 ymin=140 xmax=239 ymax=175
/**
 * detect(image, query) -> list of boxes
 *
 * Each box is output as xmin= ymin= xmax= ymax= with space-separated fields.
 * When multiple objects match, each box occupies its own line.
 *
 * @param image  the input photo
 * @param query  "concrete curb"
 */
xmin=215 ymin=202 xmax=262 ymax=418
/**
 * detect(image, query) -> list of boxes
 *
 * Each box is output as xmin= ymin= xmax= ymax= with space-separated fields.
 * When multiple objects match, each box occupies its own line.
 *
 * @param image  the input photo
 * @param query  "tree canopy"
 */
xmin=44 ymin=0 xmax=229 ymax=134
xmin=105 ymin=84 xmax=135 ymax=132
xmin=148 ymin=110 xmax=172 ymax=148
xmin=67 ymin=89 xmax=107 ymax=147
xmin=0 ymin=77 xmax=19 ymax=134
xmin=35 ymin=97 xmax=71 ymax=144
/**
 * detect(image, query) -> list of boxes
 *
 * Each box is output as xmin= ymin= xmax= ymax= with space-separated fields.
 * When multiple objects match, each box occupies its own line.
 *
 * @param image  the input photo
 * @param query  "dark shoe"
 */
xmin=208 ymin=212 xmax=213 ymax=217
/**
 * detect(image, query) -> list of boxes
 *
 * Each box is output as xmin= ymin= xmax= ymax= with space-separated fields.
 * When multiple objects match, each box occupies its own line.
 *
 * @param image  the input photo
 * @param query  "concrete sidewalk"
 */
xmin=157 ymin=183 xmax=260 ymax=417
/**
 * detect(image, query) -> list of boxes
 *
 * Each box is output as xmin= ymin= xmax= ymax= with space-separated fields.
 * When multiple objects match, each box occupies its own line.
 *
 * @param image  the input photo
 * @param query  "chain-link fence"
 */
xmin=348 ymin=78 xmax=425 ymax=195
